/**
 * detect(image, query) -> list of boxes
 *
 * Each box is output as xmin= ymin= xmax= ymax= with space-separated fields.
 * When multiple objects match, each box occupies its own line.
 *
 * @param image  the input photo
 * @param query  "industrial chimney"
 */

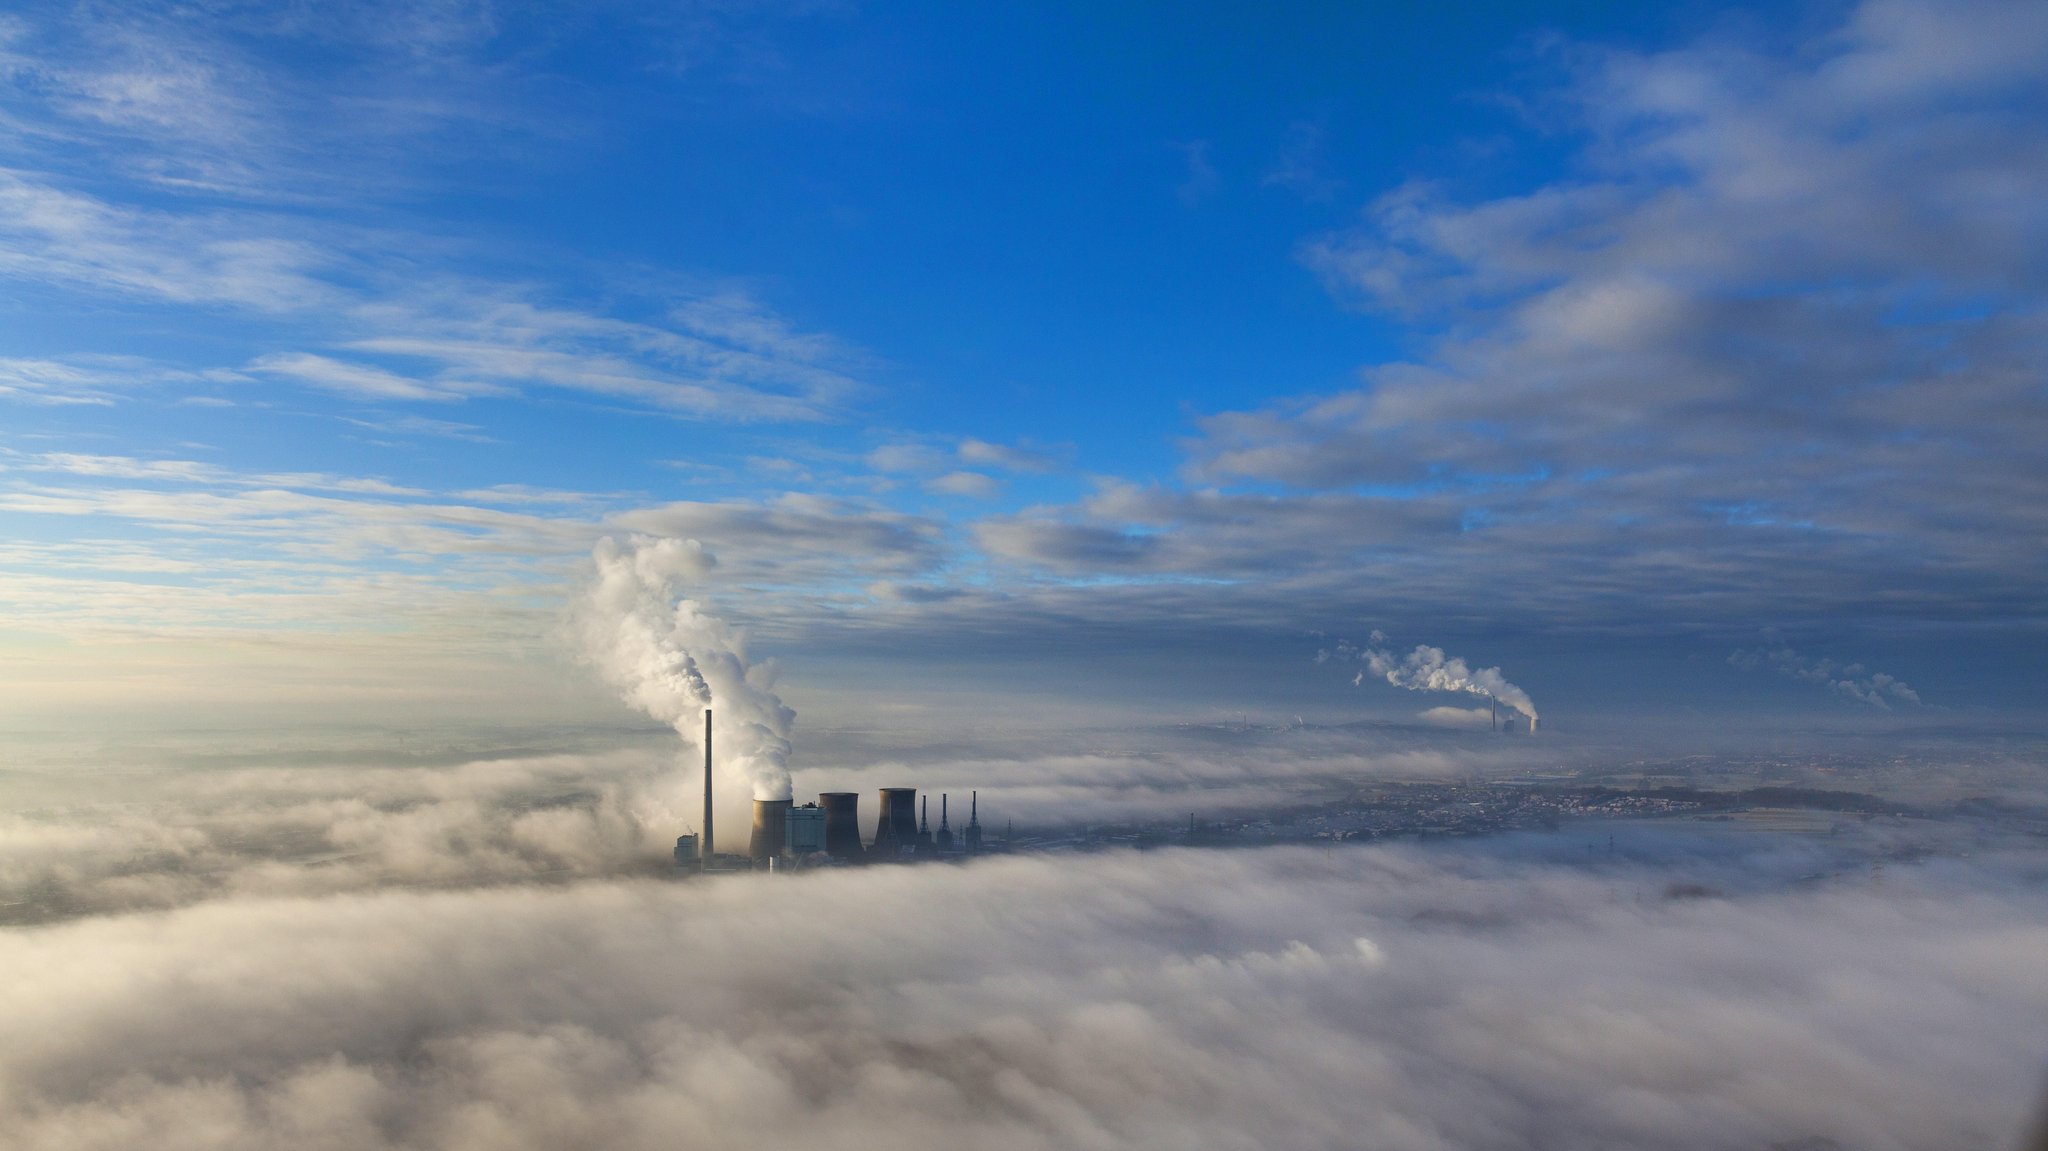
xmin=964 ymin=790 xmax=983 ymax=855
xmin=872 ymin=787 xmax=917 ymax=859
xmin=750 ymin=798 xmax=792 ymax=868
xmin=819 ymin=792 xmax=863 ymax=861
xmin=934 ymin=793 xmax=954 ymax=852
xmin=700 ymin=709 xmax=714 ymax=871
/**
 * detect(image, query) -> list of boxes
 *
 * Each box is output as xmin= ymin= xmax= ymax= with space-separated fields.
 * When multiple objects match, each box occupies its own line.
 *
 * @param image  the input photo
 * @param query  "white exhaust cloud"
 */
xmin=1323 ymin=636 xmax=1540 ymax=725
xmin=571 ymin=535 xmax=795 ymax=800
xmin=1729 ymin=646 xmax=1922 ymax=710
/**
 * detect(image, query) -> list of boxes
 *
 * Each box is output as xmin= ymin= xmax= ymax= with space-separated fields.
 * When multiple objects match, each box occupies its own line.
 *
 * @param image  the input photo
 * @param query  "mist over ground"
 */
xmin=11 ymin=715 xmax=2041 ymax=925
xmin=2 ymin=0 xmax=2045 ymax=1145
xmin=4 ymin=832 xmax=2045 ymax=1151
xmin=5 ymin=715 xmax=2047 ymax=1148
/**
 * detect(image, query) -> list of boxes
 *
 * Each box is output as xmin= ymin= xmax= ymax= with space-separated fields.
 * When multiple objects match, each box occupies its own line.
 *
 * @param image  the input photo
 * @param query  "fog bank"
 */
xmin=3 ymin=842 xmax=2044 ymax=1150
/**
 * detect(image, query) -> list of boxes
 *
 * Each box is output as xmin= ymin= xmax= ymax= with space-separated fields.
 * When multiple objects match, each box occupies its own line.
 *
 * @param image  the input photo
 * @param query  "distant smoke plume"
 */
xmin=1322 ymin=636 xmax=1539 ymax=723
xmin=572 ymin=535 xmax=794 ymax=800
xmin=1730 ymin=646 xmax=1922 ymax=710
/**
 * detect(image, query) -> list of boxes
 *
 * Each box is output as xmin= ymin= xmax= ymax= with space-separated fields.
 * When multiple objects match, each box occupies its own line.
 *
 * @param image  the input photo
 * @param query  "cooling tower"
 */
xmin=873 ymin=787 xmax=917 ymax=858
xmin=819 ymin=792 xmax=864 ymax=860
xmin=750 ymin=798 xmax=792 ymax=867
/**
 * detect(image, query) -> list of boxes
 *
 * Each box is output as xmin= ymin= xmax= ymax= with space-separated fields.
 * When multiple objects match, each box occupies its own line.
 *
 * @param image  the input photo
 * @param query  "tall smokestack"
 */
xmin=819 ymin=792 xmax=863 ymax=861
xmin=935 ymin=793 xmax=954 ymax=852
xmin=750 ymin=798 xmax=791 ymax=867
xmin=964 ymin=790 xmax=982 ymax=854
xmin=873 ymin=788 xmax=917 ymax=859
xmin=701 ymin=709 xmax=713 ymax=870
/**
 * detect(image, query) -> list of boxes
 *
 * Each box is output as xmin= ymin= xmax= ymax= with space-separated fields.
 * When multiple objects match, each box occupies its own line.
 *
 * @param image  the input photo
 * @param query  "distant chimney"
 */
xmin=964 ymin=790 xmax=983 ymax=854
xmin=701 ymin=710 xmax=714 ymax=870
xmin=935 ymin=793 xmax=954 ymax=852
xmin=873 ymin=788 xmax=917 ymax=858
xmin=750 ymin=799 xmax=791 ymax=868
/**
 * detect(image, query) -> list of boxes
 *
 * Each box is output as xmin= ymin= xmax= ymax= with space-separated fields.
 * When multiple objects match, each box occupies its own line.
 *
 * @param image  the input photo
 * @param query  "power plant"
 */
xmin=678 ymin=710 xmax=996 ymax=875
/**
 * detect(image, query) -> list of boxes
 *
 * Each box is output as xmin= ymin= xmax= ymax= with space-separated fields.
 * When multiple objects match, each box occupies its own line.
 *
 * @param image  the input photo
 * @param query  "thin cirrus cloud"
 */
xmin=0 ymin=168 xmax=866 ymax=420
xmin=0 ymin=162 xmax=866 ymax=419
xmin=248 ymin=352 xmax=480 ymax=402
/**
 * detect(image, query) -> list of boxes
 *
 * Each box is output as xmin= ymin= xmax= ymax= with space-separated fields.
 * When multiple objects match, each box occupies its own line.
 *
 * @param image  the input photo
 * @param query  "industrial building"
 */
xmin=675 ymin=710 xmax=991 ymax=874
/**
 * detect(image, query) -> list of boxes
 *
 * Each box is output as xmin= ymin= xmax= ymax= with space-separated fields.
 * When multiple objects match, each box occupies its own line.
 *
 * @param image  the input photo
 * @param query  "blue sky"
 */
xmin=1 ymin=0 xmax=2044 ymax=732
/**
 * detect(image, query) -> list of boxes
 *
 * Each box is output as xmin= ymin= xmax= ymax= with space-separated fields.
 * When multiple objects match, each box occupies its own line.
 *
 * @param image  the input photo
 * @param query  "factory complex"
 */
xmin=674 ymin=710 xmax=988 ymax=874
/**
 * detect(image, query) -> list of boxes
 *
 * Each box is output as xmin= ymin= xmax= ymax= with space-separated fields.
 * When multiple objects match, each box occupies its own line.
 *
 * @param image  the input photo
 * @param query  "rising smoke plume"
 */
xmin=1322 ymin=634 xmax=1539 ymax=723
xmin=571 ymin=535 xmax=795 ymax=800
xmin=1729 ymin=646 xmax=1922 ymax=710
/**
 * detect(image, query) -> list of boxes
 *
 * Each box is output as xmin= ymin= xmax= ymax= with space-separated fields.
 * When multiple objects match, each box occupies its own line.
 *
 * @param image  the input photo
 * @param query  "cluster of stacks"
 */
xmin=673 ymin=713 xmax=989 ymax=875
xmin=744 ymin=787 xmax=985 ymax=869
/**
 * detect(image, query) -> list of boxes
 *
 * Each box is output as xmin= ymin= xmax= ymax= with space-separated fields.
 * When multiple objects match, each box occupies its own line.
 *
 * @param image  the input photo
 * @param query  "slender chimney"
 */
xmin=918 ymin=794 xmax=932 ymax=848
xmin=935 ymin=793 xmax=954 ymax=852
xmin=701 ymin=709 xmax=714 ymax=871
xmin=964 ymin=790 xmax=982 ymax=854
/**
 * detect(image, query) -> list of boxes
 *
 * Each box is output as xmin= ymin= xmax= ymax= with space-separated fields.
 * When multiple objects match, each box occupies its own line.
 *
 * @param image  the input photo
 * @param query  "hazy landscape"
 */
xmin=3 ymin=0 xmax=2045 ymax=1147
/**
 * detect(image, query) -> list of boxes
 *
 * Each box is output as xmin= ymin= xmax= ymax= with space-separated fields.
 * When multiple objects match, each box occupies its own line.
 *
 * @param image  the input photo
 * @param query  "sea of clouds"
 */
xmin=5 ymin=722 xmax=2047 ymax=1150
xmin=3 ymin=835 xmax=2046 ymax=1150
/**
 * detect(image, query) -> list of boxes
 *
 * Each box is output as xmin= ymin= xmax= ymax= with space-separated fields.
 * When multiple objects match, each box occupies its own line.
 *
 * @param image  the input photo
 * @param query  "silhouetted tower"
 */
xmin=935 ymin=793 xmax=954 ymax=852
xmin=963 ymin=790 xmax=983 ymax=854
xmin=701 ymin=709 xmax=714 ymax=870
xmin=917 ymin=794 xmax=933 ymax=850
xmin=819 ymin=792 xmax=864 ymax=861
xmin=873 ymin=788 xmax=916 ymax=857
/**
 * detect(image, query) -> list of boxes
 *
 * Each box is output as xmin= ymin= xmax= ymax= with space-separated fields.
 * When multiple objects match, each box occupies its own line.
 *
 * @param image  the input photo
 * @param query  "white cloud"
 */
xmin=1418 ymin=706 xmax=1493 ymax=728
xmin=250 ymin=351 xmax=479 ymax=402
xmin=0 ymin=840 xmax=2040 ymax=1149
xmin=926 ymin=470 xmax=999 ymax=498
xmin=983 ymin=0 xmax=2048 ymax=641
xmin=1729 ymin=645 xmax=1923 ymax=709
xmin=958 ymin=437 xmax=1061 ymax=472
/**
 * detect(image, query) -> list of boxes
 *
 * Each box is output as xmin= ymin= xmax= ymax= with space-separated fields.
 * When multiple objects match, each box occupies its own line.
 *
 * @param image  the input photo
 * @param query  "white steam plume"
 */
xmin=1322 ymin=636 xmax=1539 ymax=722
xmin=1729 ymin=645 xmax=1922 ymax=710
xmin=571 ymin=535 xmax=795 ymax=800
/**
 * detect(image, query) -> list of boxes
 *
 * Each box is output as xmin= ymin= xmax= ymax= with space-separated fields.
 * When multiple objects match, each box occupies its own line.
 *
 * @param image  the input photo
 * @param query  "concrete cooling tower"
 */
xmin=873 ymin=787 xmax=917 ymax=858
xmin=819 ymin=792 xmax=863 ymax=860
xmin=749 ymin=799 xmax=792 ymax=867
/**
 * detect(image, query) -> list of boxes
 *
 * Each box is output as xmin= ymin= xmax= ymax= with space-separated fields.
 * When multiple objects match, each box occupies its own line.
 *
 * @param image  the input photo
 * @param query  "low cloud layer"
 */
xmin=2 ymin=839 xmax=2043 ymax=1150
xmin=0 ymin=722 xmax=1574 ymax=924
